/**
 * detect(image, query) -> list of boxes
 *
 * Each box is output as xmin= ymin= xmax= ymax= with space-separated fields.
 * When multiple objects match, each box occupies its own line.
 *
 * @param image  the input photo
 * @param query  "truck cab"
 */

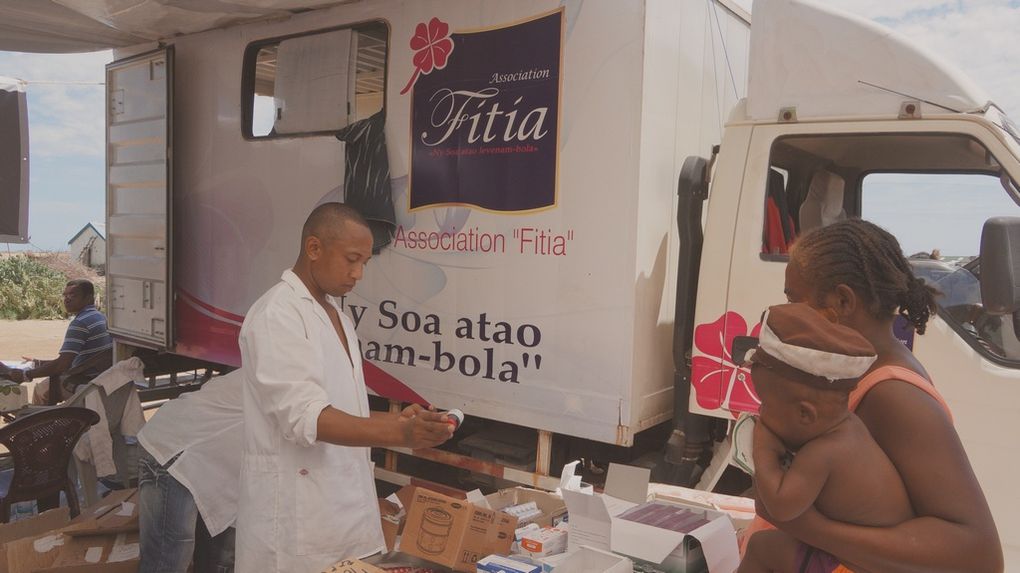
xmin=681 ymin=0 xmax=1020 ymax=561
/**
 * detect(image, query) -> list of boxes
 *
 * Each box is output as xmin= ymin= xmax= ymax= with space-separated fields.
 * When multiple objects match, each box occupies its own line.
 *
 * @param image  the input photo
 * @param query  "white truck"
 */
xmin=1 ymin=0 xmax=1018 ymax=564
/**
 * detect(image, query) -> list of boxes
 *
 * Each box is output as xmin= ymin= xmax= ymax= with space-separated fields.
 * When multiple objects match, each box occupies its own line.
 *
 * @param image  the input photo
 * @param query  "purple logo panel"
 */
xmin=408 ymin=11 xmax=562 ymax=212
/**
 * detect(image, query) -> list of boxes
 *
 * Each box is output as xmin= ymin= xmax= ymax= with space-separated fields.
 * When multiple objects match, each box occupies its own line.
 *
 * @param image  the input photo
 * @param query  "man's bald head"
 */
xmin=300 ymin=202 xmax=370 ymax=247
xmin=296 ymin=203 xmax=373 ymax=298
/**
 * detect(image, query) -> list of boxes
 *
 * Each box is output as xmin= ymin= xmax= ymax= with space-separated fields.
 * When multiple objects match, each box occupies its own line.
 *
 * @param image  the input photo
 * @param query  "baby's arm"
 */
xmin=752 ymin=421 xmax=830 ymax=522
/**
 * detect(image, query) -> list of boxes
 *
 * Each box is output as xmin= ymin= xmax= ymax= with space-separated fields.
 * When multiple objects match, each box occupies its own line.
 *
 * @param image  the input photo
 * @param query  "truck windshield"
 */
xmin=764 ymin=131 xmax=1020 ymax=366
xmin=863 ymin=171 xmax=1020 ymax=364
xmin=909 ymin=257 xmax=1020 ymax=361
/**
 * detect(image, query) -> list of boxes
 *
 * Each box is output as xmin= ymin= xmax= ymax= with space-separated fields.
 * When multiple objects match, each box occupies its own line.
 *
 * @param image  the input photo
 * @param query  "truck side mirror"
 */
xmin=0 ymin=77 xmax=29 ymax=243
xmin=979 ymin=217 xmax=1020 ymax=315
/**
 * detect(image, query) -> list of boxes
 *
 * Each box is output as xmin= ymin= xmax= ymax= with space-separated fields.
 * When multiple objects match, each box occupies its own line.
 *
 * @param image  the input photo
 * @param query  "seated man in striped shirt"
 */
xmin=8 ymin=279 xmax=113 ymax=402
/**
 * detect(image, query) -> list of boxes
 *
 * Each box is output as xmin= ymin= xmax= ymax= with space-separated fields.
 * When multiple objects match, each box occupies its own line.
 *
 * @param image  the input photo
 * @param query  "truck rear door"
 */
xmin=105 ymin=48 xmax=173 ymax=349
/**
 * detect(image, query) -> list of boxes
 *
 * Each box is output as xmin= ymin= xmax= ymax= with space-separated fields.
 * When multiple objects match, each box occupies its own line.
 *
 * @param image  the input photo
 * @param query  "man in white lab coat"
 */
xmin=235 ymin=203 xmax=453 ymax=572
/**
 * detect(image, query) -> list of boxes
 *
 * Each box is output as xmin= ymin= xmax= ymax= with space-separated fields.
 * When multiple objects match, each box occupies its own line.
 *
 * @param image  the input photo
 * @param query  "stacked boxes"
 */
xmin=0 ymin=488 xmax=141 ymax=573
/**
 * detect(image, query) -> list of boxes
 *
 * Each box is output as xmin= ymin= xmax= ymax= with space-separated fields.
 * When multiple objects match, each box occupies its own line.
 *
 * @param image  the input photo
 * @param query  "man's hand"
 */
xmin=399 ymin=403 xmax=433 ymax=420
xmin=398 ymin=409 xmax=453 ymax=449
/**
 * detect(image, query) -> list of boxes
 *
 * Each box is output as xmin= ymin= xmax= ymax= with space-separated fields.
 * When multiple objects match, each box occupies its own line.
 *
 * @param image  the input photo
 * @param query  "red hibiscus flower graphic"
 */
xmin=400 ymin=17 xmax=455 ymax=95
xmin=690 ymin=312 xmax=762 ymax=415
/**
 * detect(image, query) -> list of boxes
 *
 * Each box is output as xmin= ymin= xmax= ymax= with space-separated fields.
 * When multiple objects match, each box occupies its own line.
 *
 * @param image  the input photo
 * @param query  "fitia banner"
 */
xmin=405 ymin=10 xmax=563 ymax=213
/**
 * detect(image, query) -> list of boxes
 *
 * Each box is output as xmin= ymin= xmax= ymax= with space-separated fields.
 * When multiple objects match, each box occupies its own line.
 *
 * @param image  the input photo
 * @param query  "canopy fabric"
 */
xmin=0 ymin=0 xmax=354 ymax=54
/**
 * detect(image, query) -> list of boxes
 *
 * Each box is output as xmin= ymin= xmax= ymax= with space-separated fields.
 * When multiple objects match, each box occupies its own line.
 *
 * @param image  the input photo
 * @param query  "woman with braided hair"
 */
xmin=758 ymin=218 xmax=1004 ymax=572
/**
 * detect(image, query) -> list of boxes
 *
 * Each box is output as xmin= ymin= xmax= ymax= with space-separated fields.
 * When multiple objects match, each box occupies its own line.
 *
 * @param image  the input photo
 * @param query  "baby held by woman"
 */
xmin=738 ymin=303 xmax=913 ymax=573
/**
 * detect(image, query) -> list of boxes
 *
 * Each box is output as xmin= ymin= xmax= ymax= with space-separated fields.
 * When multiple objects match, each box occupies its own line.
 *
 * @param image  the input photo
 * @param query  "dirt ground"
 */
xmin=0 ymin=319 xmax=70 ymax=362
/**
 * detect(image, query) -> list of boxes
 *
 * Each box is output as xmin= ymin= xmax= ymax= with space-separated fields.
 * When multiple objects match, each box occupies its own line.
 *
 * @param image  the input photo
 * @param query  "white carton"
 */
xmin=538 ymin=552 xmax=570 ymax=573
xmin=476 ymin=555 xmax=541 ymax=573
xmin=560 ymin=464 xmax=738 ymax=573
xmin=519 ymin=527 xmax=567 ymax=558
xmin=551 ymin=546 xmax=632 ymax=573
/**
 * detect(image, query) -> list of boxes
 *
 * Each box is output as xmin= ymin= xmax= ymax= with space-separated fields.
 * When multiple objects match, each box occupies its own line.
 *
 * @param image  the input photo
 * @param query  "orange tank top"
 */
xmin=849 ymin=364 xmax=953 ymax=421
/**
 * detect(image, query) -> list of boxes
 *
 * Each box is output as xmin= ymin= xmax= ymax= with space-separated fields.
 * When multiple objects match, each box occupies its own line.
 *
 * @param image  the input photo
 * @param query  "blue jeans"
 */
xmin=138 ymin=448 xmax=235 ymax=573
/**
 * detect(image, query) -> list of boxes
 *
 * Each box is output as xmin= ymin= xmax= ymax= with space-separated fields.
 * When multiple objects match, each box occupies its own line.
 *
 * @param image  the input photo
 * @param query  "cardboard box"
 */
xmin=38 ymin=531 xmax=139 ymax=573
xmin=519 ymin=528 xmax=567 ymax=558
xmin=322 ymin=558 xmax=388 ymax=573
xmin=551 ymin=546 xmax=632 ymax=573
xmin=483 ymin=487 xmax=567 ymax=528
xmin=379 ymin=486 xmax=417 ymax=552
xmin=0 ymin=508 xmax=70 ymax=573
xmin=2 ymin=532 xmax=65 ymax=573
xmin=402 ymin=488 xmax=518 ymax=572
xmin=37 ymin=561 xmax=138 ymax=573
xmin=561 ymin=464 xmax=738 ymax=573
xmin=62 ymin=489 xmax=139 ymax=537
xmin=380 ymin=513 xmax=401 ymax=553
xmin=0 ymin=508 xmax=69 ymax=545
xmin=0 ymin=492 xmax=143 ymax=573
xmin=2 ymin=531 xmax=139 ymax=573
xmin=476 ymin=554 xmax=540 ymax=573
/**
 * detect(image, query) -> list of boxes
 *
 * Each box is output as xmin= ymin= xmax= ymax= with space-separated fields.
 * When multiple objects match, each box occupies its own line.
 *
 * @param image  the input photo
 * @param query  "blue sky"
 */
xmin=1 ymin=50 xmax=108 ymax=252
xmin=2 ymin=1 xmax=1020 ymax=252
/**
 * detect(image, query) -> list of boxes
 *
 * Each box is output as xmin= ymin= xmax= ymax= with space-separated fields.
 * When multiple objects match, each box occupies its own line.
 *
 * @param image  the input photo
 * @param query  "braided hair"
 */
xmin=789 ymin=219 xmax=939 ymax=334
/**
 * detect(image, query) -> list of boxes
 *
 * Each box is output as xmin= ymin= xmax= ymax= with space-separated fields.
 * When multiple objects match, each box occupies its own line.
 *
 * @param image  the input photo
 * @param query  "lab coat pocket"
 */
xmin=292 ymin=459 xmax=376 ymax=556
xmin=237 ymin=467 xmax=279 ymax=558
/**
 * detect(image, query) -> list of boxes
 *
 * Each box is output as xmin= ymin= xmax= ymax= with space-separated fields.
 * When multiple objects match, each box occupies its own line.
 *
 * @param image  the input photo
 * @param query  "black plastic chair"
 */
xmin=0 ymin=406 xmax=100 ymax=522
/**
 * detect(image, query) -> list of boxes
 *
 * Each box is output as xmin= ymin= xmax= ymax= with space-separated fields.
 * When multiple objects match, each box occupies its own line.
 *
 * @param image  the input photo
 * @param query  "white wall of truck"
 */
xmin=106 ymin=0 xmax=750 ymax=447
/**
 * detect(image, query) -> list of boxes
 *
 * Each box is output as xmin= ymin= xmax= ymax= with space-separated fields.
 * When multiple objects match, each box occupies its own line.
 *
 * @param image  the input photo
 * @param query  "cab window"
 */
xmin=762 ymin=132 xmax=1020 ymax=364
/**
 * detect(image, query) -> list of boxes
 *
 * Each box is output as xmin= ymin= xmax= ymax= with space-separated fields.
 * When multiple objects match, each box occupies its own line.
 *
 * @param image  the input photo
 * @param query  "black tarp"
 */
xmin=0 ymin=80 xmax=29 ymax=243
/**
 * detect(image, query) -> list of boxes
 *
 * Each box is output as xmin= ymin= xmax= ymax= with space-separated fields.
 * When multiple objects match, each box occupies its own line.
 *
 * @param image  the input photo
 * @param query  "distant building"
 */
xmin=68 ymin=222 xmax=106 ymax=272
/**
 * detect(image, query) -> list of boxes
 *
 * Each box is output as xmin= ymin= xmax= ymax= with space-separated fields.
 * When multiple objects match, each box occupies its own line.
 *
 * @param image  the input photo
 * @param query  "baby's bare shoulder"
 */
xmin=803 ymin=415 xmax=876 ymax=460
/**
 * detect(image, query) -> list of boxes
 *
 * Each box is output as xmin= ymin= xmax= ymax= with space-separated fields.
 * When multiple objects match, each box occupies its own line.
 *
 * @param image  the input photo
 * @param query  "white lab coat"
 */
xmin=71 ymin=357 xmax=146 ymax=479
xmin=235 ymin=270 xmax=384 ymax=573
xmin=136 ymin=370 xmax=244 ymax=536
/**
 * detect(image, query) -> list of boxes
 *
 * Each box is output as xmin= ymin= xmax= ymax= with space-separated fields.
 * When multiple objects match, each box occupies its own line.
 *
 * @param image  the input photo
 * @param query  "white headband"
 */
xmin=758 ymin=309 xmax=877 ymax=382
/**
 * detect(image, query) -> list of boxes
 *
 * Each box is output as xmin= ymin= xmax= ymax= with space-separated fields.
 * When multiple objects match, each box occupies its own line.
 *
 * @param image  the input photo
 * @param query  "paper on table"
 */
xmin=384 ymin=493 xmax=402 ymax=510
xmin=108 ymin=542 xmax=140 ymax=562
xmin=84 ymin=546 xmax=103 ymax=563
xmin=115 ymin=501 xmax=135 ymax=517
xmin=32 ymin=534 xmax=64 ymax=553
